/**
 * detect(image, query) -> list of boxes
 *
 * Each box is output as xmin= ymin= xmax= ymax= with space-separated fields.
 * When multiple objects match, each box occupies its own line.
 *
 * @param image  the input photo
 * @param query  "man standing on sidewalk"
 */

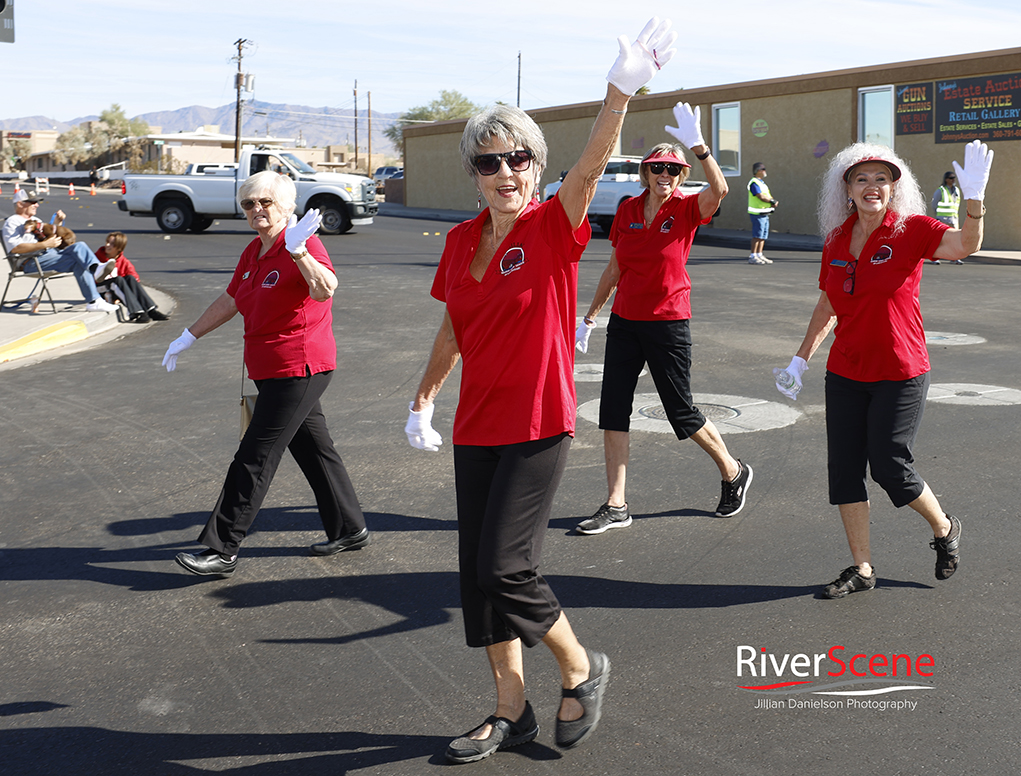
xmin=747 ymin=162 xmax=778 ymax=264
xmin=2 ymin=190 xmax=117 ymax=312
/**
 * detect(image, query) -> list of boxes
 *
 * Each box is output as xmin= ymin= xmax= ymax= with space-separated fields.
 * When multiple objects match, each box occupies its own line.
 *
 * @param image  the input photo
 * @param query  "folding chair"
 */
xmin=1 ymin=241 xmax=74 ymax=314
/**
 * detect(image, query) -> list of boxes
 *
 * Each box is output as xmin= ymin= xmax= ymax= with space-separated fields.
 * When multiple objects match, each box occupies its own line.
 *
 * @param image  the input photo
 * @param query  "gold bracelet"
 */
xmin=290 ymin=251 xmax=310 ymax=261
xmin=966 ymin=205 xmax=986 ymax=220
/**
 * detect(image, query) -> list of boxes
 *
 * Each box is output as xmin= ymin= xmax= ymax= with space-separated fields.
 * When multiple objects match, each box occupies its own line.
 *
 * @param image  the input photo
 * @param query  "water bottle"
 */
xmin=773 ymin=367 xmax=801 ymax=397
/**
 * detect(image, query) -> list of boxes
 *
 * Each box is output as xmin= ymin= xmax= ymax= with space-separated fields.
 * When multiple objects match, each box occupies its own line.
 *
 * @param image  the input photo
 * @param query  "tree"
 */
xmin=51 ymin=104 xmax=150 ymax=169
xmin=384 ymin=90 xmax=482 ymax=159
xmin=7 ymin=137 xmax=32 ymax=171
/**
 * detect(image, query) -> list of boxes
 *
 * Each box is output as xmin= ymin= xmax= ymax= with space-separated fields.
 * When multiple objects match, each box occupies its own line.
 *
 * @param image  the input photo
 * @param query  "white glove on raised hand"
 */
xmin=665 ymin=102 xmax=705 ymax=150
xmin=575 ymin=318 xmax=596 ymax=353
xmin=162 ymin=328 xmax=197 ymax=372
xmin=952 ymin=139 xmax=994 ymax=201
xmin=405 ymin=401 xmax=443 ymax=452
xmin=773 ymin=356 xmax=808 ymax=400
xmin=606 ymin=17 xmax=677 ymax=96
xmin=284 ymin=209 xmax=323 ymax=254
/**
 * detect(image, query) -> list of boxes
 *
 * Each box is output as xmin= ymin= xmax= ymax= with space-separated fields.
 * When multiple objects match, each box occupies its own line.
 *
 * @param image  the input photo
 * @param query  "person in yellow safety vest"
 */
xmin=931 ymin=171 xmax=963 ymax=263
xmin=747 ymin=162 xmax=778 ymax=264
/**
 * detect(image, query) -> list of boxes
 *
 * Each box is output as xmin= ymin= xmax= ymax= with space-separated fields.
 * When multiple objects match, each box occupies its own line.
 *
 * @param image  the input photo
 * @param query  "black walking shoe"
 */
xmin=930 ymin=515 xmax=961 ymax=580
xmin=716 ymin=461 xmax=753 ymax=517
xmin=821 ymin=565 xmax=876 ymax=599
xmin=175 ymin=548 xmax=237 ymax=576
xmin=556 ymin=649 xmax=611 ymax=749
xmin=445 ymin=701 xmax=539 ymax=764
xmin=310 ymin=527 xmax=371 ymax=556
xmin=576 ymin=503 xmax=631 ymax=535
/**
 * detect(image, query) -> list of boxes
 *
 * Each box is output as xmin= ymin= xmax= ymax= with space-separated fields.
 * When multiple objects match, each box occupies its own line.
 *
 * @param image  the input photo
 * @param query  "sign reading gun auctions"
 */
xmin=896 ymin=82 xmax=933 ymax=136
xmin=936 ymin=72 xmax=1021 ymax=144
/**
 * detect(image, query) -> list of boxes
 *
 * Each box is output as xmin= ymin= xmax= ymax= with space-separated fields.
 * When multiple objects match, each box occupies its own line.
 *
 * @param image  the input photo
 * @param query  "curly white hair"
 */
xmin=818 ymin=143 xmax=925 ymax=241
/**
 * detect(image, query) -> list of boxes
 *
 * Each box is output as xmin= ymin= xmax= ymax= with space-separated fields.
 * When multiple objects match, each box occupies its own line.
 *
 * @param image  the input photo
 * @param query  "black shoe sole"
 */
xmin=174 ymin=554 xmax=236 ymax=576
xmin=310 ymin=529 xmax=371 ymax=556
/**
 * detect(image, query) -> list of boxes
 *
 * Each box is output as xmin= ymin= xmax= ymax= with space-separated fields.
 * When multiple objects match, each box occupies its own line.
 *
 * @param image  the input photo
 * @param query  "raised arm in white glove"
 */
xmin=405 ymin=402 xmax=443 ymax=452
xmin=952 ymin=140 xmax=994 ymax=201
xmin=606 ymin=17 xmax=677 ymax=96
xmin=162 ymin=328 xmax=197 ymax=372
xmin=773 ymin=356 xmax=808 ymax=400
xmin=576 ymin=318 xmax=596 ymax=353
xmin=665 ymin=102 xmax=706 ymax=150
xmin=284 ymin=209 xmax=323 ymax=254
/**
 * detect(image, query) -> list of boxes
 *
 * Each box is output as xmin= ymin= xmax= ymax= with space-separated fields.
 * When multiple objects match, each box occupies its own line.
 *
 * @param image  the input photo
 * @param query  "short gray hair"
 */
xmin=818 ymin=143 xmax=924 ymax=240
xmin=459 ymin=104 xmax=547 ymax=184
xmin=638 ymin=143 xmax=691 ymax=189
xmin=237 ymin=171 xmax=297 ymax=215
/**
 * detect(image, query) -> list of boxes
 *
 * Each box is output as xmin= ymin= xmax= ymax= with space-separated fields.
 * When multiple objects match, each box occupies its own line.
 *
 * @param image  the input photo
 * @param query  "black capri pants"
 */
xmin=198 ymin=369 xmax=365 ymax=556
xmin=599 ymin=313 xmax=707 ymax=440
xmin=453 ymin=433 xmax=571 ymax=649
xmin=825 ymin=370 xmax=929 ymax=507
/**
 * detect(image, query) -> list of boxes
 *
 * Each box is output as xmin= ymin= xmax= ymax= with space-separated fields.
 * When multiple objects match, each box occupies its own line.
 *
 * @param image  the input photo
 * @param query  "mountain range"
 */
xmin=1 ymin=101 xmax=400 ymax=156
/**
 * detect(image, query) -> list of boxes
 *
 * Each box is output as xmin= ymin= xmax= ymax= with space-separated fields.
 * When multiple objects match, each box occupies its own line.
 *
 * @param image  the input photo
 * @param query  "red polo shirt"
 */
xmin=609 ymin=189 xmax=708 ymax=321
xmin=227 ymin=232 xmax=336 ymax=380
xmin=432 ymin=195 xmax=590 ymax=446
xmin=820 ymin=211 xmax=948 ymax=382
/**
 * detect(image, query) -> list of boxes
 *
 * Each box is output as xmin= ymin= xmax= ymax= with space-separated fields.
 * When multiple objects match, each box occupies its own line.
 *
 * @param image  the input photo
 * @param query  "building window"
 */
xmin=858 ymin=86 xmax=894 ymax=147
xmin=713 ymin=103 xmax=740 ymax=176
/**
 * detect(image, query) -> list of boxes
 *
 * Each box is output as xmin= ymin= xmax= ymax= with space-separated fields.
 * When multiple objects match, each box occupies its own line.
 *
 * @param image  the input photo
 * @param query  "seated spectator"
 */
xmin=2 ymin=190 xmax=117 ymax=313
xmin=94 ymin=232 xmax=169 ymax=323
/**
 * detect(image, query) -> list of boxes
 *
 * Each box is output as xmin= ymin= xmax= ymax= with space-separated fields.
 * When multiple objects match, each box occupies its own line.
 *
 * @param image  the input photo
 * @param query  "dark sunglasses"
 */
xmin=474 ymin=150 xmax=534 ymax=176
xmin=645 ymin=162 xmax=683 ymax=176
xmin=240 ymin=197 xmax=275 ymax=211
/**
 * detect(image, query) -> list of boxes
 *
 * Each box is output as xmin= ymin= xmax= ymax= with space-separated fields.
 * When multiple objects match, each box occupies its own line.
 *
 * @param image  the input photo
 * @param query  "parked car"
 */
xmin=373 ymin=166 xmax=403 ymax=188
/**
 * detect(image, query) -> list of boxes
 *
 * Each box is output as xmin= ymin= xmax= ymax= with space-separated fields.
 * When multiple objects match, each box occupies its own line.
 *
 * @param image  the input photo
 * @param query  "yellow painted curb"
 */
xmin=0 ymin=320 xmax=89 ymax=363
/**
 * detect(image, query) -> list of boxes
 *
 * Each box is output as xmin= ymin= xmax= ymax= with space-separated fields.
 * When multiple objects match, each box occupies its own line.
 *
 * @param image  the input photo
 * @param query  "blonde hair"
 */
xmin=638 ymin=143 xmax=692 ymax=189
xmin=818 ymin=143 xmax=925 ymax=241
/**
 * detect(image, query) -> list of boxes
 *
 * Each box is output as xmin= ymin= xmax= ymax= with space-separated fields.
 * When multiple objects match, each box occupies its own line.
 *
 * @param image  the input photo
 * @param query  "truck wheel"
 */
xmin=155 ymin=198 xmax=194 ymax=233
xmin=189 ymin=216 xmax=214 ymax=232
xmin=311 ymin=197 xmax=351 ymax=235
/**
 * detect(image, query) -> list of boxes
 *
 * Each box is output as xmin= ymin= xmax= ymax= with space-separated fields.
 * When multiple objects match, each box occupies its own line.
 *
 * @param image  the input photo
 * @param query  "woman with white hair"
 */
xmin=574 ymin=112 xmax=752 ymax=537
xmin=164 ymin=171 xmax=368 ymax=577
xmin=774 ymin=140 xmax=994 ymax=599
xmin=404 ymin=17 xmax=676 ymax=762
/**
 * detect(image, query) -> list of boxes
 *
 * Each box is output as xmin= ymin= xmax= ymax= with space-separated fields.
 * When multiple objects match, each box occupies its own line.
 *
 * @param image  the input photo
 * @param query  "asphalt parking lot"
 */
xmin=1 ymin=203 xmax=1019 ymax=775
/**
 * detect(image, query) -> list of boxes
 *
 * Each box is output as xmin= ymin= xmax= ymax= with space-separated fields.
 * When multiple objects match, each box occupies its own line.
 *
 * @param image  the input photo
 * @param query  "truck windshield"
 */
xmin=281 ymin=153 xmax=316 ymax=174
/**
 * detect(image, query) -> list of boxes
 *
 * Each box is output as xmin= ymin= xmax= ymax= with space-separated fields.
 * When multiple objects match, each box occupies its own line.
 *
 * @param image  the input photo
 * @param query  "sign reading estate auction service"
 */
xmin=935 ymin=72 xmax=1021 ymax=143
xmin=896 ymin=82 xmax=933 ymax=135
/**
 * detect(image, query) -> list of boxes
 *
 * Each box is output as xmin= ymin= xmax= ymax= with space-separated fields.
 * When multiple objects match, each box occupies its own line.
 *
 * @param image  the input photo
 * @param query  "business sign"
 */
xmin=935 ymin=72 xmax=1021 ymax=143
xmin=895 ymin=82 xmax=933 ymax=136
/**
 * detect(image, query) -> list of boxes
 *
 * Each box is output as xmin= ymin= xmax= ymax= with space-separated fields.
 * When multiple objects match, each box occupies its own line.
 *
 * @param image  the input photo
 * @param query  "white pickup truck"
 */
xmin=118 ymin=147 xmax=378 ymax=234
xmin=544 ymin=155 xmax=705 ymax=233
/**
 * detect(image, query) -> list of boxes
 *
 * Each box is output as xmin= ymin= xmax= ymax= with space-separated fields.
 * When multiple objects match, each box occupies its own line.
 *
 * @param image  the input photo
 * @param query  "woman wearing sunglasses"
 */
xmin=404 ymin=17 xmax=676 ymax=763
xmin=164 ymin=171 xmax=369 ymax=577
xmin=574 ymin=105 xmax=750 ymax=537
xmin=774 ymin=140 xmax=993 ymax=599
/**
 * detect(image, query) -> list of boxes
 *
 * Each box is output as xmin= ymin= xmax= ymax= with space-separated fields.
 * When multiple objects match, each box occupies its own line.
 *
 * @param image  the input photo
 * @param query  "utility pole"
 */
xmin=353 ymin=80 xmax=358 ymax=172
xmin=517 ymin=51 xmax=521 ymax=108
xmin=232 ymin=38 xmax=251 ymax=163
xmin=367 ymin=92 xmax=372 ymax=174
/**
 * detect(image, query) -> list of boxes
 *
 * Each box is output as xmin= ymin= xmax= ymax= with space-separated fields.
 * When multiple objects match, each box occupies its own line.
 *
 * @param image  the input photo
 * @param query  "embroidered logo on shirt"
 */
xmin=261 ymin=270 xmax=281 ymax=288
xmin=660 ymin=217 xmax=675 ymax=233
xmin=870 ymin=245 xmax=893 ymax=265
xmin=499 ymin=246 xmax=526 ymax=276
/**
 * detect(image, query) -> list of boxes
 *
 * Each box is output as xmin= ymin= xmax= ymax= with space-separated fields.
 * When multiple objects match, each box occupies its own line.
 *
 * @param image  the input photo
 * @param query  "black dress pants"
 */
xmin=198 ymin=370 xmax=365 ymax=556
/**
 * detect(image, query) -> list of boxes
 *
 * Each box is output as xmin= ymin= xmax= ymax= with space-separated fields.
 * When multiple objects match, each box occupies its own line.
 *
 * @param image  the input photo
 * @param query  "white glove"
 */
xmin=405 ymin=401 xmax=443 ymax=452
xmin=575 ymin=318 xmax=596 ymax=353
xmin=606 ymin=17 xmax=677 ymax=96
xmin=162 ymin=328 xmax=197 ymax=372
xmin=773 ymin=356 xmax=808 ymax=400
xmin=284 ymin=209 xmax=323 ymax=254
xmin=952 ymin=139 xmax=994 ymax=201
xmin=665 ymin=103 xmax=705 ymax=150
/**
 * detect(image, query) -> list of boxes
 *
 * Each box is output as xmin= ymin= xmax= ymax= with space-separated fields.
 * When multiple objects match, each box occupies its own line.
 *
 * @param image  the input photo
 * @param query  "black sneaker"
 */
xmin=576 ymin=503 xmax=631 ymax=535
xmin=821 ymin=565 xmax=877 ymax=599
xmin=715 ymin=461 xmax=753 ymax=517
xmin=930 ymin=515 xmax=961 ymax=580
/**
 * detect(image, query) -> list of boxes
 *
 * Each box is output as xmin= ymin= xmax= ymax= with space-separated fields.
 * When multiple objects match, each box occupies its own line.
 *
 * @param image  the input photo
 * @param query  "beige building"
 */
xmin=404 ymin=47 xmax=1021 ymax=250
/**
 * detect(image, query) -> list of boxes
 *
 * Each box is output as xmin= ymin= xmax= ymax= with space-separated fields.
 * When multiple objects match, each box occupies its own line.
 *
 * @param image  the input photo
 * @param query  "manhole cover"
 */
xmin=637 ymin=402 xmax=741 ymax=421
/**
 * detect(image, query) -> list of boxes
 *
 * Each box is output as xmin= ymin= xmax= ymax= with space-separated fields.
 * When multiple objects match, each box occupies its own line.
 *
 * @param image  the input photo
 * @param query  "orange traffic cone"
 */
xmin=90 ymin=183 xmax=96 ymax=196
xmin=13 ymin=182 xmax=20 ymax=194
xmin=0 ymin=182 xmax=3 ymax=194
xmin=68 ymin=182 xmax=75 ymax=196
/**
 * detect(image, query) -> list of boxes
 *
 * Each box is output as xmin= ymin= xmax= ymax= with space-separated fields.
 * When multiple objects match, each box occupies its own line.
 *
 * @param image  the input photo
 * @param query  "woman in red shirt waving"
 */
xmin=775 ymin=140 xmax=993 ymax=599
xmin=404 ymin=17 xmax=676 ymax=763
xmin=574 ymin=103 xmax=750 ymax=538
xmin=163 ymin=171 xmax=368 ymax=577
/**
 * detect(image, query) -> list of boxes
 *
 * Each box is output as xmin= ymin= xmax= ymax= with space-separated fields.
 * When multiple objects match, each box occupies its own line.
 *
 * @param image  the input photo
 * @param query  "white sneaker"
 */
xmin=85 ymin=298 xmax=118 ymax=313
xmin=759 ymin=254 xmax=773 ymax=264
xmin=748 ymin=255 xmax=769 ymax=265
xmin=93 ymin=260 xmax=117 ymax=282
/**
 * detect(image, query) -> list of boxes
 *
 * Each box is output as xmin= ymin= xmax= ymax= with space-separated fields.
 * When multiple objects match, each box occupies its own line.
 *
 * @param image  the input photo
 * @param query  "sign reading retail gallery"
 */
xmin=935 ymin=72 xmax=1021 ymax=144
xmin=895 ymin=83 xmax=933 ymax=136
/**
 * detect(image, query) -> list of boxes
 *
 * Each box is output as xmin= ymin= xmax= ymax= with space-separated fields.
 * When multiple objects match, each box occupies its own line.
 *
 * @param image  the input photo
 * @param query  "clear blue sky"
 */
xmin=5 ymin=0 xmax=1021 ymax=124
